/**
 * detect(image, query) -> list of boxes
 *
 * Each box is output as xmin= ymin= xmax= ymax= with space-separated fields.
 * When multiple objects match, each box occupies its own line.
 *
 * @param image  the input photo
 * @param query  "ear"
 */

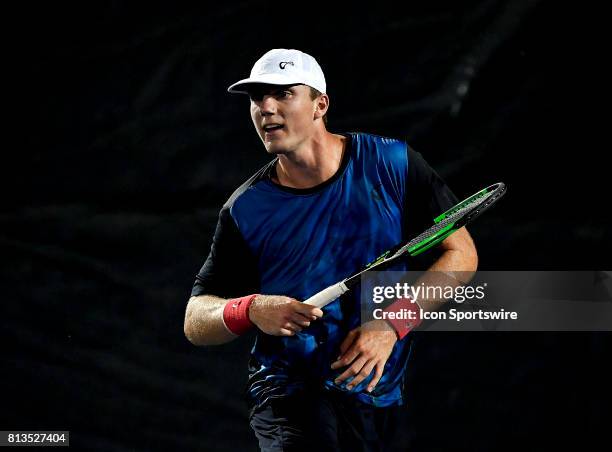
xmin=313 ymin=93 xmax=330 ymax=120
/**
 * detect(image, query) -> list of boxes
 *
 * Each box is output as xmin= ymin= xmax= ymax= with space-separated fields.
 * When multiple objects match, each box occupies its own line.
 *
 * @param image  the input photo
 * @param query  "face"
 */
xmin=248 ymin=84 xmax=318 ymax=155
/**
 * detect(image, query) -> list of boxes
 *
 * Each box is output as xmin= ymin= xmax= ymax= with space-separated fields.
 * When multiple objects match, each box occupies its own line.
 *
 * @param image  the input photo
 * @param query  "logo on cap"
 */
xmin=279 ymin=61 xmax=294 ymax=69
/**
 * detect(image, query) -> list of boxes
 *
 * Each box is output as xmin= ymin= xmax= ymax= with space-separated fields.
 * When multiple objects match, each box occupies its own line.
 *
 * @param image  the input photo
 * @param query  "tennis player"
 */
xmin=184 ymin=48 xmax=478 ymax=451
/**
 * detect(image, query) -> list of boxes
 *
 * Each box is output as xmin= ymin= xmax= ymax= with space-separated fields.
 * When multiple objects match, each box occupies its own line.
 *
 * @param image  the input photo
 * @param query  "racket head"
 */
xmin=407 ymin=182 xmax=506 ymax=256
xmin=433 ymin=182 xmax=506 ymax=224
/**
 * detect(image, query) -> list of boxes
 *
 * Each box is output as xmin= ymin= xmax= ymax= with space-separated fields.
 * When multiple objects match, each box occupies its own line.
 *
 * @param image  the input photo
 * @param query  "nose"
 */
xmin=258 ymin=95 xmax=277 ymax=117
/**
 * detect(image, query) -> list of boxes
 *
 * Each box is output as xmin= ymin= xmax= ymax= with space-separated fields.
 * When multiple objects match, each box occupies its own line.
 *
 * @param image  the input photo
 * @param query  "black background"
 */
xmin=3 ymin=1 xmax=610 ymax=451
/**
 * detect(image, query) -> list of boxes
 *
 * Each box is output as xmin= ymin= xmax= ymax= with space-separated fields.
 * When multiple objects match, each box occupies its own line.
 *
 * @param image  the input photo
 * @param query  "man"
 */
xmin=184 ymin=48 xmax=478 ymax=451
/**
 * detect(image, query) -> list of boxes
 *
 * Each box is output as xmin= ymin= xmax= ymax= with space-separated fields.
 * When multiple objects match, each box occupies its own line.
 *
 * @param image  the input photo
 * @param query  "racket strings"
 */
xmin=436 ymin=188 xmax=496 ymax=221
xmin=405 ymin=189 xmax=499 ymax=250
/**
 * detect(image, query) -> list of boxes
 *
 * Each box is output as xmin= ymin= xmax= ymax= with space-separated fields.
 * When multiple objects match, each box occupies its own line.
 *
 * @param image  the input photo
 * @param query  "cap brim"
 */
xmin=227 ymin=74 xmax=306 ymax=94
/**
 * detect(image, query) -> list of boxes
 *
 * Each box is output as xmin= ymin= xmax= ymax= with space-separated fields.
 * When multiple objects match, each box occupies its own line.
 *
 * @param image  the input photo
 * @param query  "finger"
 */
xmin=279 ymin=328 xmax=296 ymax=336
xmin=284 ymin=322 xmax=303 ymax=333
xmin=296 ymin=302 xmax=324 ymax=319
xmin=347 ymin=360 xmax=376 ymax=390
xmin=334 ymin=356 xmax=368 ymax=386
xmin=297 ymin=311 xmax=315 ymax=320
xmin=366 ymin=362 xmax=385 ymax=393
xmin=290 ymin=314 xmax=312 ymax=328
xmin=331 ymin=347 xmax=360 ymax=370
xmin=339 ymin=330 xmax=358 ymax=355
xmin=312 ymin=308 xmax=324 ymax=318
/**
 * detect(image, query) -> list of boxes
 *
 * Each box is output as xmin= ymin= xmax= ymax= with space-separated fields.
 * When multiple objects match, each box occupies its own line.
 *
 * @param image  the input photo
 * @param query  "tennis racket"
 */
xmin=303 ymin=182 xmax=507 ymax=308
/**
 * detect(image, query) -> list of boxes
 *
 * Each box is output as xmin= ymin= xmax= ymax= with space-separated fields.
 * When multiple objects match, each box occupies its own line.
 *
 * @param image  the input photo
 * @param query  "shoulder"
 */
xmin=350 ymin=131 xmax=406 ymax=149
xmin=347 ymin=131 xmax=408 ymax=171
xmin=222 ymin=159 xmax=276 ymax=211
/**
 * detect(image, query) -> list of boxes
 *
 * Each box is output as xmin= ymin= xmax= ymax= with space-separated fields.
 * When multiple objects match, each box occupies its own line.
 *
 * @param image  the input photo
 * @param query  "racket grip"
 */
xmin=303 ymin=281 xmax=349 ymax=308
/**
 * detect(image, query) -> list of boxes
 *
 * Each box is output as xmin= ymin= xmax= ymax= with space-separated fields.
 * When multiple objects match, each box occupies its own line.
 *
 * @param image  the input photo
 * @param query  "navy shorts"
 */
xmin=249 ymin=389 xmax=401 ymax=452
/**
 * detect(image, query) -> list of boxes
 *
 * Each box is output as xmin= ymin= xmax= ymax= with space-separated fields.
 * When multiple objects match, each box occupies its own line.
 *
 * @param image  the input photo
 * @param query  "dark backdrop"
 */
xmin=3 ymin=1 xmax=609 ymax=451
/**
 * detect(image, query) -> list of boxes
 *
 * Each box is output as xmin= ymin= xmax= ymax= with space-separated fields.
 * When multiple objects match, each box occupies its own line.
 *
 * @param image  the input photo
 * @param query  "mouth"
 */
xmin=262 ymin=123 xmax=285 ymax=136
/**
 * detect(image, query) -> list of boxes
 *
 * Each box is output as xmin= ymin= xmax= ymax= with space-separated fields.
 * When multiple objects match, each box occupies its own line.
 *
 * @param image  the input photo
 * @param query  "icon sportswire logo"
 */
xmin=279 ymin=61 xmax=294 ymax=69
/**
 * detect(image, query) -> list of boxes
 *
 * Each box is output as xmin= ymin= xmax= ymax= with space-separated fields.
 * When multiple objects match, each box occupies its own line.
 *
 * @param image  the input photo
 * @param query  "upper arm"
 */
xmin=191 ymin=206 xmax=260 ymax=299
xmin=403 ymin=145 xmax=480 ymax=266
xmin=403 ymin=146 xmax=459 ymax=238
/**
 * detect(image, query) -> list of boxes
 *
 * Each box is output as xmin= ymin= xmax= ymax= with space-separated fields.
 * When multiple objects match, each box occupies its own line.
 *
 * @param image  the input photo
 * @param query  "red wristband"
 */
xmin=383 ymin=297 xmax=422 ymax=340
xmin=223 ymin=294 xmax=258 ymax=335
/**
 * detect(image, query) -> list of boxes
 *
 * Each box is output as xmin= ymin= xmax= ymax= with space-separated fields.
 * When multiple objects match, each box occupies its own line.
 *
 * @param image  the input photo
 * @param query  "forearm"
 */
xmin=415 ymin=228 xmax=478 ymax=312
xmin=428 ymin=247 xmax=478 ymax=275
xmin=184 ymin=295 xmax=237 ymax=346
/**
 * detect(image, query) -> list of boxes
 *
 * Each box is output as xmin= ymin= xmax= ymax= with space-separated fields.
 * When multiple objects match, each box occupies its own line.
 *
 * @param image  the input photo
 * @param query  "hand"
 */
xmin=330 ymin=320 xmax=397 ymax=393
xmin=248 ymin=295 xmax=324 ymax=336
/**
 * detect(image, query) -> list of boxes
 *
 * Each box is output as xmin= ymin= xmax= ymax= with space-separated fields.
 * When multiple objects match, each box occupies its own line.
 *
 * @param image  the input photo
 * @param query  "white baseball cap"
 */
xmin=227 ymin=48 xmax=326 ymax=94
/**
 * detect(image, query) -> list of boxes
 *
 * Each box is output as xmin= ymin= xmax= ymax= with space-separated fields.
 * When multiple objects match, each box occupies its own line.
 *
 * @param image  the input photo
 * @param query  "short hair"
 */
xmin=309 ymin=87 xmax=328 ymax=126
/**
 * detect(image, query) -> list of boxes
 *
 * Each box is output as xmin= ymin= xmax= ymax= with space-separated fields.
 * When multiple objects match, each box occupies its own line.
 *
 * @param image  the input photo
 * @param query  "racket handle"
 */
xmin=303 ymin=281 xmax=349 ymax=308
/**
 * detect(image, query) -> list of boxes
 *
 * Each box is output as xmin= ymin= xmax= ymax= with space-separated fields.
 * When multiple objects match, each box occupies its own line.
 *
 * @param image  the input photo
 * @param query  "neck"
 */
xmin=274 ymin=132 xmax=346 ymax=189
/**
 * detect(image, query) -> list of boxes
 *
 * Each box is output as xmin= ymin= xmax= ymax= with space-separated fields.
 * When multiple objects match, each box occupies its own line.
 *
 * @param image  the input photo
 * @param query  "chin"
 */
xmin=263 ymin=141 xmax=290 ymax=155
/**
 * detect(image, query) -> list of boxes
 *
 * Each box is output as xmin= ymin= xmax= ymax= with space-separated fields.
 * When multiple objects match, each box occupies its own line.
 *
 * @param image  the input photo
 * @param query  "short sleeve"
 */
xmin=191 ymin=206 xmax=260 ymax=299
xmin=403 ymin=145 xmax=459 ymax=241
